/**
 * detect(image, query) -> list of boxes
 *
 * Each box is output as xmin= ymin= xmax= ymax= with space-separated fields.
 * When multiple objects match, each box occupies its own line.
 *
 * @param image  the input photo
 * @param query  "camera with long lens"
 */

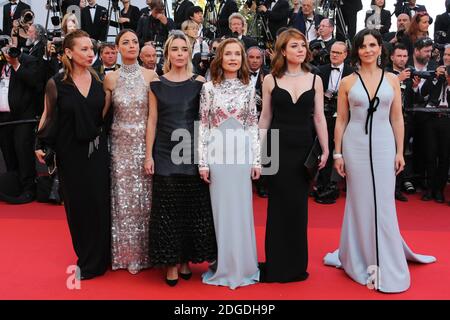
xmin=309 ymin=41 xmax=330 ymax=65
xmin=19 ymin=9 xmax=35 ymax=28
xmin=0 ymin=36 xmax=21 ymax=63
xmin=408 ymin=66 xmax=435 ymax=80
xmin=323 ymin=90 xmax=338 ymax=114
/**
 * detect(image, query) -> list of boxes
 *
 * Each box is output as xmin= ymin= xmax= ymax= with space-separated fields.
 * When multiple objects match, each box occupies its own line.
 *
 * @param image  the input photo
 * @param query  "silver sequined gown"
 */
xmin=110 ymin=63 xmax=152 ymax=274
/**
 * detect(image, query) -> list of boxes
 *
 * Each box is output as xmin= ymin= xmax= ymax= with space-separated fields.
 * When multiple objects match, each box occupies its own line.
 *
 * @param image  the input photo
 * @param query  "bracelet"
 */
xmin=333 ymin=153 xmax=343 ymax=160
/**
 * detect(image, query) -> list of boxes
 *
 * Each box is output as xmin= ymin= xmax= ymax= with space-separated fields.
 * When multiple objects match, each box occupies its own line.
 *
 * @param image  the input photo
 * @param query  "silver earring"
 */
xmin=377 ymin=55 xmax=381 ymax=66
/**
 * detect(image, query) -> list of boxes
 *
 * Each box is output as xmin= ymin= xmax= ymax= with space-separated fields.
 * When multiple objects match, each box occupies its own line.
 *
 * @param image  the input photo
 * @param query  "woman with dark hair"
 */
xmin=258 ymin=28 xmax=329 ymax=283
xmin=103 ymin=29 xmax=157 ymax=274
xmin=199 ymin=38 xmax=261 ymax=289
xmin=365 ymin=0 xmax=392 ymax=35
xmin=145 ymin=32 xmax=217 ymax=286
xmin=35 ymin=30 xmax=110 ymax=280
xmin=324 ymin=28 xmax=436 ymax=293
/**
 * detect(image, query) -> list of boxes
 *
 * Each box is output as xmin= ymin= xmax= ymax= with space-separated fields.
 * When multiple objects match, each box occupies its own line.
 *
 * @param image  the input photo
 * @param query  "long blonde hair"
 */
xmin=162 ymin=32 xmax=193 ymax=75
xmin=61 ymin=30 xmax=99 ymax=83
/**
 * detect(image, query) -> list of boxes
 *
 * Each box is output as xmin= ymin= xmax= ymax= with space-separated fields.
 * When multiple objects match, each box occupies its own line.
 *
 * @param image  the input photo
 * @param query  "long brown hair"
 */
xmin=271 ymin=28 xmax=311 ymax=78
xmin=406 ymin=12 xmax=430 ymax=46
xmin=210 ymin=38 xmax=250 ymax=85
xmin=61 ymin=29 xmax=99 ymax=83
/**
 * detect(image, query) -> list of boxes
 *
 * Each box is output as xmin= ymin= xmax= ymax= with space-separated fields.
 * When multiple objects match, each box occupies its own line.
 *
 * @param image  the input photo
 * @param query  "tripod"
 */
xmin=319 ymin=0 xmax=351 ymax=50
xmin=203 ymin=0 xmax=218 ymax=39
xmin=45 ymin=0 xmax=63 ymax=33
xmin=248 ymin=10 xmax=274 ymax=50
xmin=106 ymin=0 xmax=121 ymax=40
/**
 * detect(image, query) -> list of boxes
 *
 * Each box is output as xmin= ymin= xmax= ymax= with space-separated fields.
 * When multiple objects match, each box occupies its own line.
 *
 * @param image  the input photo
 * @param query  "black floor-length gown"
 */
xmin=36 ymin=73 xmax=111 ymax=279
xmin=259 ymin=74 xmax=316 ymax=283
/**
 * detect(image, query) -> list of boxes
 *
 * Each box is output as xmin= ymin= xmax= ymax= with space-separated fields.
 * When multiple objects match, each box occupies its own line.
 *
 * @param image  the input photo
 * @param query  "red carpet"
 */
xmin=0 ymin=190 xmax=449 ymax=300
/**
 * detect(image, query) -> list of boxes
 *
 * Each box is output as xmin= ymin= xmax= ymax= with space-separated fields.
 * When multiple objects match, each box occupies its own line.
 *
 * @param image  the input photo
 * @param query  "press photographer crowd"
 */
xmin=0 ymin=0 xmax=449 ymax=208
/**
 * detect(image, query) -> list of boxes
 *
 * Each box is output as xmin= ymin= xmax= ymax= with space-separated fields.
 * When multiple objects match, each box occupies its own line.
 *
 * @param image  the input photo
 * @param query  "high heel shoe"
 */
xmin=165 ymin=278 xmax=178 ymax=287
xmin=179 ymin=272 xmax=192 ymax=280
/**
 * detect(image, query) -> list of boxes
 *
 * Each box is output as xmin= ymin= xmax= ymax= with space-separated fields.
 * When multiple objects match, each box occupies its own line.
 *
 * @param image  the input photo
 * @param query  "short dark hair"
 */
xmin=391 ymin=43 xmax=408 ymax=55
xmin=414 ymin=37 xmax=433 ymax=50
xmin=350 ymin=28 xmax=388 ymax=68
xmin=370 ymin=0 xmax=385 ymax=9
xmin=99 ymin=42 xmax=116 ymax=55
xmin=187 ymin=6 xmax=203 ymax=19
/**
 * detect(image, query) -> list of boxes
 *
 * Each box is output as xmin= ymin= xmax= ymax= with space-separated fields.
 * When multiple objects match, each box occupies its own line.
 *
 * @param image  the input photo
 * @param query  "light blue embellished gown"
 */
xmin=198 ymin=79 xmax=260 ymax=289
xmin=324 ymin=74 xmax=436 ymax=293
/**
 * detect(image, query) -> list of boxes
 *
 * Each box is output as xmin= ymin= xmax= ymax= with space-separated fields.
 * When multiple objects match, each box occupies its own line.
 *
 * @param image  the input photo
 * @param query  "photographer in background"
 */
xmin=140 ymin=43 xmax=162 ymax=75
xmin=80 ymin=0 xmax=108 ymax=41
xmin=315 ymin=41 xmax=352 ymax=204
xmin=289 ymin=0 xmax=321 ymax=42
xmin=11 ymin=8 xmax=34 ymax=50
xmin=394 ymin=0 xmax=427 ymax=18
xmin=174 ymin=0 xmax=194 ymax=30
xmin=387 ymin=43 xmax=416 ymax=200
xmin=217 ymin=0 xmax=239 ymax=38
xmin=109 ymin=0 xmax=141 ymax=32
xmin=434 ymin=0 xmax=450 ymax=45
xmin=136 ymin=0 xmax=174 ymax=47
xmin=229 ymin=13 xmax=257 ymax=50
xmin=0 ymin=45 xmax=41 ymax=204
xmin=417 ymin=45 xmax=450 ymax=204
xmin=384 ymin=13 xmax=411 ymax=44
xmin=2 ymin=0 xmax=30 ymax=37
xmin=254 ymin=0 xmax=289 ymax=43
xmin=309 ymin=18 xmax=336 ymax=66
xmin=247 ymin=46 xmax=269 ymax=198
xmin=93 ymin=42 xmax=120 ymax=81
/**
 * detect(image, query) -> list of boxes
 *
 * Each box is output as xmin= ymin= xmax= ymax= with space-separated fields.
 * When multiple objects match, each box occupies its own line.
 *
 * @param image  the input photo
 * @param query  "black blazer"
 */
xmin=80 ymin=5 xmax=109 ymax=41
xmin=8 ymin=54 xmax=40 ymax=120
xmin=318 ymin=63 xmax=354 ymax=93
xmin=174 ymin=0 xmax=194 ymax=29
xmin=2 ymin=1 xmax=30 ymax=37
xmin=263 ymin=0 xmax=290 ymax=39
xmin=241 ymin=35 xmax=258 ymax=50
xmin=115 ymin=5 xmax=141 ymax=31
xmin=434 ymin=12 xmax=450 ymax=44
xmin=342 ymin=0 xmax=363 ymax=14
xmin=217 ymin=0 xmax=239 ymax=37
xmin=253 ymin=67 xmax=270 ymax=112
xmin=394 ymin=3 xmax=427 ymax=17
xmin=289 ymin=11 xmax=323 ymax=37
xmin=365 ymin=8 xmax=392 ymax=34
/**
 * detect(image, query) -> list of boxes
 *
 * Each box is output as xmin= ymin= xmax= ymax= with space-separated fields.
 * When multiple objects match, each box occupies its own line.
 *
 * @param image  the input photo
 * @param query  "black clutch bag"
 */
xmin=304 ymin=137 xmax=322 ymax=179
xmin=43 ymin=147 xmax=57 ymax=175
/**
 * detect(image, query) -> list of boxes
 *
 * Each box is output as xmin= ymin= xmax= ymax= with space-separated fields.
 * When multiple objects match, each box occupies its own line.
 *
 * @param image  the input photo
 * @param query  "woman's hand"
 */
xmin=251 ymin=167 xmax=261 ymax=180
xmin=318 ymin=152 xmax=329 ymax=170
xmin=144 ymin=157 xmax=154 ymax=175
xmin=199 ymin=169 xmax=210 ymax=183
xmin=334 ymin=158 xmax=346 ymax=178
xmin=35 ymin=149 xmax=46 ymax=164
xmin=395 ymin=153 xmax=405 ymax=176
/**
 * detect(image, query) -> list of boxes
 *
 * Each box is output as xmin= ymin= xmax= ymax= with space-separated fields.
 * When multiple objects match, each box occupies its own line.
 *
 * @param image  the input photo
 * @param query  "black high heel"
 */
xmin=179 ymin=272 xmax=192 ymax=280
xmin=165 ymin=278 xmax=178 ymax=286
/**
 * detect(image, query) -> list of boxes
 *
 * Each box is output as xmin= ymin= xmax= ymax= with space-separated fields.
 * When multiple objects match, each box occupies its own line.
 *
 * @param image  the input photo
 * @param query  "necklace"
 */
xmin=121 ymin=62 xmax=140 ymax=74
xmin=285 ymin=70 xmax=305 ymax=77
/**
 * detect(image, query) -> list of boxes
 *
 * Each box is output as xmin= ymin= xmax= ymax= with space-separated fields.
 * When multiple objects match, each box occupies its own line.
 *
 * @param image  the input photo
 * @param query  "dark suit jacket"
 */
xmin=241 ymin=35 xmax=258 ymax=50
xmin=394 ymin=3 xmax=426 ymax=17
xmin=365 ymin=8 xmax=392 ymax=34
xmin=8 ymin=54 xmax=40 ymax=120
xmin=289 ymin=10 xmax=322 ymax=39
xmin=109 ymin=5 xmax=141 ymax=31
xmin=434 ymin=12 xmax=450 ymax=44
xmin=217 ymin=0 xmax=239 ymax=37
xmin=80 ymin=5 xmax=109 ymax=41
xmin=318 ymin=63 xmax=353 ymax=93
xmin=342 ymin=0 xmax=363 ymax=13
xmin=136 ymin=15 xmax=175 ymax=47
xmin=260 ymin=0 xmax=289 ymax=40
xmin=2 ymin=1 xmax=30 ymax=37
xmin=174 ymin=0 xmax=194 ymax=29
xmin=140 ymin=7 xmax=151 ymax=17
xmin=93 ymin=64 xmax=121 ymax=81
xmin=252 ymin=67 xmax=270 ymax=113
